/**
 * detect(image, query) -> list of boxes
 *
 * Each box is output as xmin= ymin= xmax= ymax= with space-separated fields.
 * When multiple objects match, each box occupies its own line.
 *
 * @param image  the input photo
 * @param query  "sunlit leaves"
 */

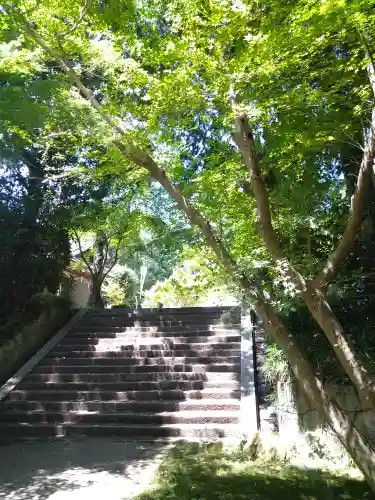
xmin=1 ymin=0 xmax=374 ymax=293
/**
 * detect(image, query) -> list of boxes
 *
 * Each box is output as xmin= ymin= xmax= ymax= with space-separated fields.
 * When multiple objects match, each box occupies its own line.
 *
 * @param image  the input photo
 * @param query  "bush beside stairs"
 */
xmin=0 ymin=307 xmax=242 ymax=440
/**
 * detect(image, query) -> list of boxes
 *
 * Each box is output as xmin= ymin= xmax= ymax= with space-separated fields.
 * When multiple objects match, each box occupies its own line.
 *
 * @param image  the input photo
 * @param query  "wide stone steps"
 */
xmin=39 ymin=355 xmax=239 ymax=366
xmin=52 ymin=341 xmax=240 ymax=352
xmin=63 ymin=329 xmax=240 ymax=339
xmin=6 ymin=388 xmax=240 ymax=401
xmin=26 ymin=371 xmax=239 ymax=383
xmin=80 ymin=310 xmax=240 ymax=327
xmin=0 ymin=422 xmax=240 ymax=439
xmin=0 ymin=409 xmax=239 ymax=425
xmin=0 ymin=306 xmax=242 ymax=440
xmin=72 ymin=323 xmax=241 ymax=332
xmin=49 ymin=348 xmax=240 ymax=358
xmin=57 ymin=335 xmax=241 ymax=346
xmin=16 ymin=380 xmax=239 ymax=391
xmin=2 ymin=398 xmax=240 ymax=413
xmin=31 ymin=363 xmax=240 ymax=373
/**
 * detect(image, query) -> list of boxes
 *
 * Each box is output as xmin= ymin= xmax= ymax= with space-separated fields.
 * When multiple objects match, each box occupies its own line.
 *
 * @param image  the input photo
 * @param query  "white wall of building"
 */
xmin=70 ymin=277 xmax=90 ymax=308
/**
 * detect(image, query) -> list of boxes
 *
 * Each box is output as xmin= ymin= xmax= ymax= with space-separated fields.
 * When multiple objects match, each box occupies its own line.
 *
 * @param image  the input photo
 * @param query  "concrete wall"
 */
xmin=0 ymin=304 xmax=71 ymax=385
xmin=276 ymin=378 xmax=375 ymax=454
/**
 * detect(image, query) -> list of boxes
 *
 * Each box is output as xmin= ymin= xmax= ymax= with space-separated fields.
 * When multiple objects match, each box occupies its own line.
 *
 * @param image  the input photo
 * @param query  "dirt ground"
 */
xmin=0 ymin=439 xmax=166 ymax=500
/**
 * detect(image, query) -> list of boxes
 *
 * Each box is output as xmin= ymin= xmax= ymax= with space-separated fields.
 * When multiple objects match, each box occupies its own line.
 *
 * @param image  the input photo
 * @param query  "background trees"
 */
xmin=0 ymin=145 xmax=70 ymax=328
xmin=143 ymin=249 xmax=235 ymax=307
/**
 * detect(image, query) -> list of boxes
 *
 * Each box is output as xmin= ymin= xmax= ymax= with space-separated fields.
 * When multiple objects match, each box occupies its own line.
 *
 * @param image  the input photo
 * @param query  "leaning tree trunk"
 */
xmin=232 ymin=112 xmax=375 ymax=410
xmin=302 ymin=287 xmax=375 ymax=408
xmin=255 ymin=296 xmax=375 ymax=491
xmin=88 ymin=276 xmax=104 ymax=308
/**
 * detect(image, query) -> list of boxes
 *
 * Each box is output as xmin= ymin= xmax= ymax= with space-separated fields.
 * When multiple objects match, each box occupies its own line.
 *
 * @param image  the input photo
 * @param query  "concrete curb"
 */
xmin=0 ymin=308 xmax=88 ymax=402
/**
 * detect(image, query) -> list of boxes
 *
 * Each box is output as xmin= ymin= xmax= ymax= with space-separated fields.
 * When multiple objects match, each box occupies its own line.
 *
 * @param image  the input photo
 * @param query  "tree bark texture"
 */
xmin=88 ymin=278 xmax=104 ymax=308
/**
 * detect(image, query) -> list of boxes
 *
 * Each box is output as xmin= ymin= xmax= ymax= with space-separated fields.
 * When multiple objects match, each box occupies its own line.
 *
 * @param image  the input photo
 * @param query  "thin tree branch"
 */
xmin=357 ymin=27 xmax=375 ymax=98
xmin=232 ymin=100 xmax=374 ymax=296
xmin=115 ymin=142 xmax=240 ymax=275
xmin=72 ymin=228 xmax=94 ymax=276
xmin=311 ymin=129 xmax=375 ymax=289
xmin=58 ymin=0 xmax=90 ymax=39
xmin=10 ymin=9 xmax=124 ymax=134
xmin=312 ymin=40 xmax=375 ymax=291
xmin=103 ymin=235 xmax=124 ymax=279
xmin=100 ymin=235 xmax=110 ymax=276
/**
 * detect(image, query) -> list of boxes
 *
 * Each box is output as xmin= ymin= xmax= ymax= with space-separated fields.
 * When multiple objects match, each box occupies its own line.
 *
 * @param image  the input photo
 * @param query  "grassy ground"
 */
xmin=135 ymin=442 xmax=375 ymax=500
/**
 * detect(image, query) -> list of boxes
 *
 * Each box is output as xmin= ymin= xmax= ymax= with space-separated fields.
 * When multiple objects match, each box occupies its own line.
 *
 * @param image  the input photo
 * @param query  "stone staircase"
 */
xmin=0 ymin=307 xmax=242 ymax=440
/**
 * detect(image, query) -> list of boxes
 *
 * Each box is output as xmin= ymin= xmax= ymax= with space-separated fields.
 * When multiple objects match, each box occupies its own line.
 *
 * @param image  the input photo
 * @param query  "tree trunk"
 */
xmin=88 ymin=230 xmax=107 ymax=309
xmin=302 ymin=287 xmax=375 ymax=408
xmin=23 ymin=149 xmax=45 ymax=224
xmin=88 ymin=276 xmax=104 ymax=308
xmin=232 ymin=112 xmax=375 ymax=410
xmin=254 ymin=296 xmax=375 ymax=491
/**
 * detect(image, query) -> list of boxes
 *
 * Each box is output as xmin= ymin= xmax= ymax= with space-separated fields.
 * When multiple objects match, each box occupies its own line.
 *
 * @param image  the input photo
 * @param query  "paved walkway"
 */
xmin=0 ymin=439 xmax=166 ymax=500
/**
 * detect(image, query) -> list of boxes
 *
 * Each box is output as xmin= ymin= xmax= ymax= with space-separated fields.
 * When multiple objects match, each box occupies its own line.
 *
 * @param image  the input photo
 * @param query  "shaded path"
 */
xmin=0 ymin=439 xmax=166 ymax=500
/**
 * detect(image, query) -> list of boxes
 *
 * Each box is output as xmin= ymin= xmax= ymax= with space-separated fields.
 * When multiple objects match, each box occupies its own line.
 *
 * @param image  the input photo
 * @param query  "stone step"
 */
xmin=59 ymin=334 xmax=241 ymax=345
xmin=0 ymin=410 xmax=240 ymax=425
xmin=32 ymin=363 xmax=240 ymax=374
xmin=85 ymin=307 xmax=239 ymax=316
xmin=39 ymin=356 xmax=239 ymax=366
xmin=78 ymin=316 xmax=241 ymax=328
xmin=68 ymin=326 xmax=240 ymax=336
xmin=84 ymin=307 xmax=240 ymax=320
xmin=89 ymin=305 xmax=238 ymax=313
xmin=27 ymin=371 xmax=239 ymax=383
xmin=49 ymin=348 xmax=240 ymax=358
xmin=87 ymin=316 xmax=240 ymax=325
xmin=80 ymin=316 xmax=240 ymax=330
xmin=52 ymin=341 xmax=241 ymax=352
xmin=17 ymin=379 xmax=240 ymax=392
xmin=2 ymin=399 xmax=240 ymax=413
xmin=6 ymin=388 xmax=240 ymax=402
xmin=0 ymin=422 xmax=240 ymax=439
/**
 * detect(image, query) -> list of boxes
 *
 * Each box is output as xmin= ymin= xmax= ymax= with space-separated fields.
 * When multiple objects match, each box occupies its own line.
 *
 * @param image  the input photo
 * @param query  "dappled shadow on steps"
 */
xmin=0 ymin=306 xmax=243 ymax=440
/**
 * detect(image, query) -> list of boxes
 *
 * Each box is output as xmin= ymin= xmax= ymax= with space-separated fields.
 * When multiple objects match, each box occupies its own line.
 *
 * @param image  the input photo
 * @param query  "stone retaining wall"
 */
xmin=0 ymin=303 xmax=72 ymax=385
xmin=276 ymin=379 xmax=375 ymax=458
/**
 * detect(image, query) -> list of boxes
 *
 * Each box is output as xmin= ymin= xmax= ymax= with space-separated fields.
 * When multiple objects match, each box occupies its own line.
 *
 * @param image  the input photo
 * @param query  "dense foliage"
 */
xmin=143 ymin=249 xmax=235 ymax=307
xmin=2 ymin=0 xmax=373 ymax=287
xmin=0 ymin=146 xmax=70 ymax=330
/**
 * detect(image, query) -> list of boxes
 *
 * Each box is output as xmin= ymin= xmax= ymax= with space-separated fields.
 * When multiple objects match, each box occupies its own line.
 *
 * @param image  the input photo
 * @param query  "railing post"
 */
xmin=240 ymin=307 xmax=258 ymax=438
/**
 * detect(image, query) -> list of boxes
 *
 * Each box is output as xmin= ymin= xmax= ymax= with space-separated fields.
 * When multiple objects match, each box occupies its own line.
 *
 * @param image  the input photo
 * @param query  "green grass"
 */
xmin=136 ymin=443 xmax=375 ymax=500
